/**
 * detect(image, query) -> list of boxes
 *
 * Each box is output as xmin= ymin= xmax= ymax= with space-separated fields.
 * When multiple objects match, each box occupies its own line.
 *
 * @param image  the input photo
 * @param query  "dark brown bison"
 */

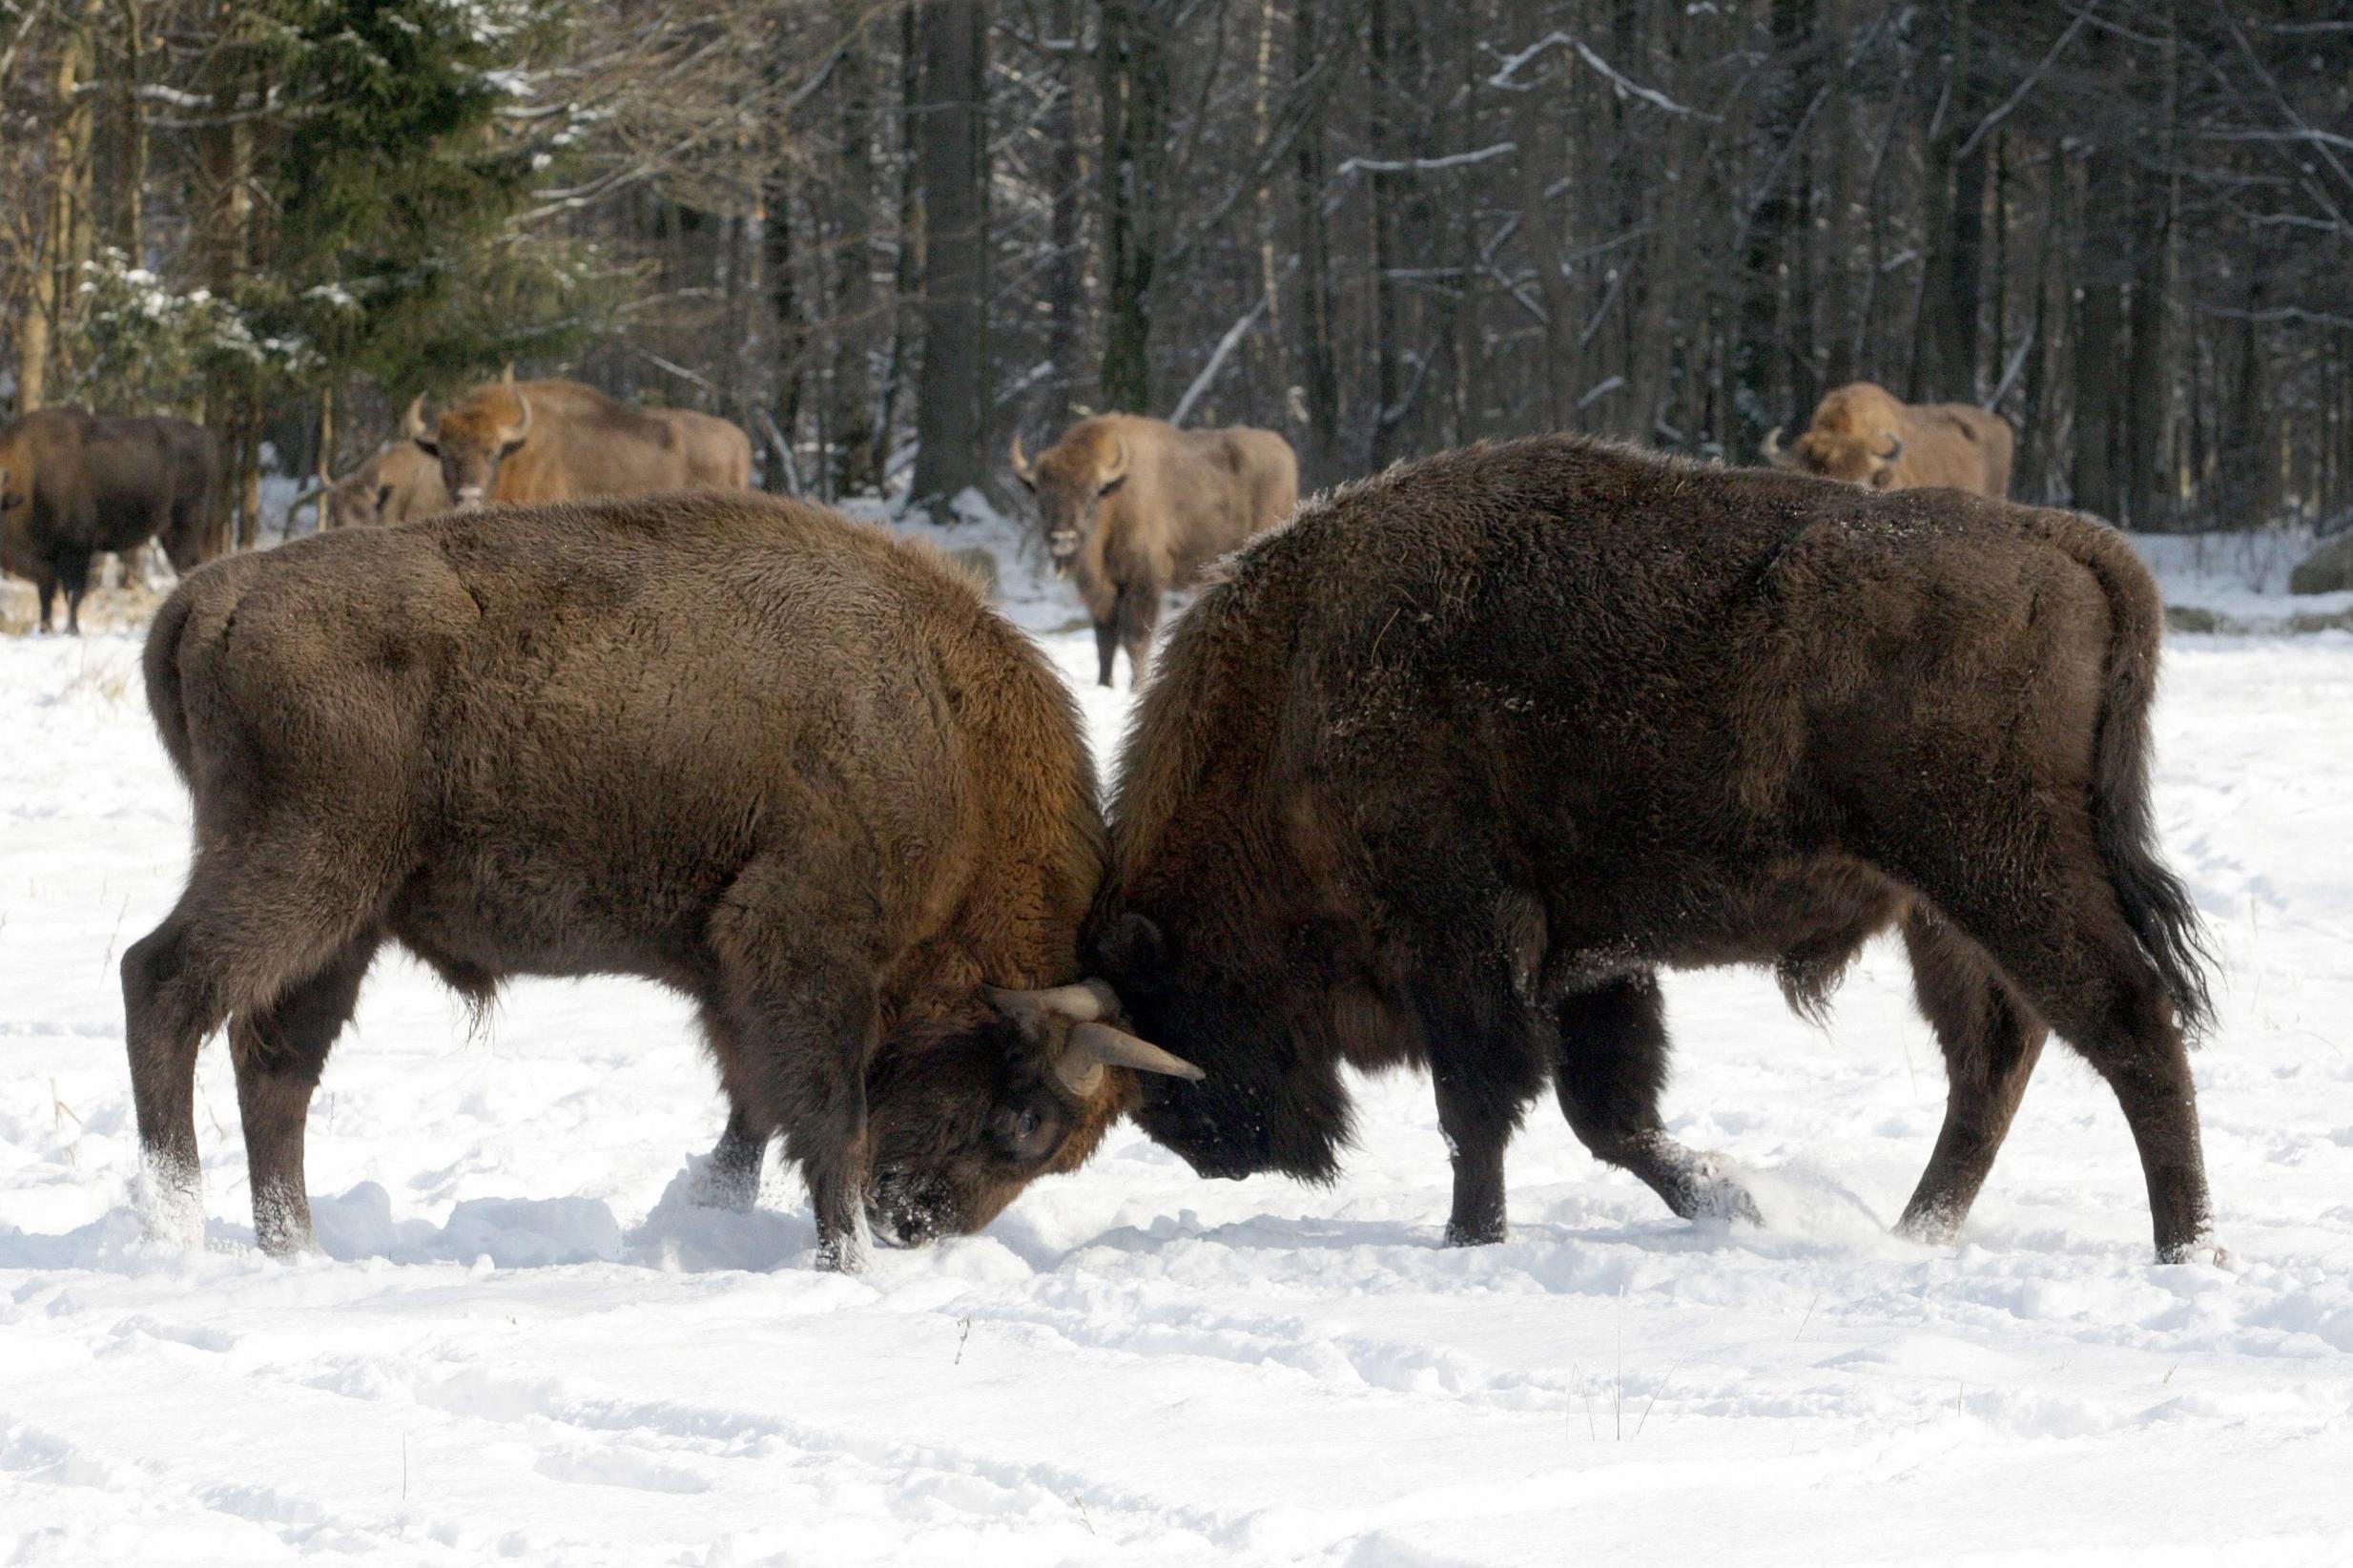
xmin=126 ymin=492 xmax=1198 ymax=1269
xmin=406 ymin=373 xmax=753 ymax=509
xmin=0 ymin=408 xmax=218 ymax=633
xmin=1094 ymin=435 xmax=2219 ymax=1265
xmin=1764 ymin=382 xmax=2014 ymax=497
xmin=322 ymin=439 xmax=450 ymax=528
xmin=1011 ymin=415 xmax=1297 ymax=688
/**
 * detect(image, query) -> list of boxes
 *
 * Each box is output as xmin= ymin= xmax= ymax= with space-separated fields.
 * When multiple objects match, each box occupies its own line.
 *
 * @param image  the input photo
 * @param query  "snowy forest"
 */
xmin=3 ymin=0 xmax=2350 ymax=540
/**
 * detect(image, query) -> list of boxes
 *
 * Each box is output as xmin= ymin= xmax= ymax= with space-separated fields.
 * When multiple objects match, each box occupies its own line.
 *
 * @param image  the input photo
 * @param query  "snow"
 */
xmin=4 ymin=518 xmax=2352 ymax=1565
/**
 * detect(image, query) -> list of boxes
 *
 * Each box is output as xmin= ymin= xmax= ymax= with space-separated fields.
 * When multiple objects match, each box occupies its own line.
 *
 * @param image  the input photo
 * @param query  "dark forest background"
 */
xmin=4 ymin=0 xmax=2348 ymax=540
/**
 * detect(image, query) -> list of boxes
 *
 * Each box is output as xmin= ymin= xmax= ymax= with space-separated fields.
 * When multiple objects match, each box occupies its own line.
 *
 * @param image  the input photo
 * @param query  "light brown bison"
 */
xmin=323 ymin=439 xmax=450 ymax=529
xmin=1094 ymin=435 xmax=2219 ymax=1265
xmin=1011 ymin=415 xmax=1297 ymax=688
xmin=0 ymin=408 xmax=218 ymax=633
xmin=407 ymin=373 xmax=753 ymax=509
xmin=127 ymin=492 xmax=1198 ymax=1269
xmin=1765 ymin=382 xmax=2014 ymax=497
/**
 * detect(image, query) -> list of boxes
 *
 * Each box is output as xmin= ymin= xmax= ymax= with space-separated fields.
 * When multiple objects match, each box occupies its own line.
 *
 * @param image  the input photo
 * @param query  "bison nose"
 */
xmin=453 ymin=486 xmax=485 ymax=509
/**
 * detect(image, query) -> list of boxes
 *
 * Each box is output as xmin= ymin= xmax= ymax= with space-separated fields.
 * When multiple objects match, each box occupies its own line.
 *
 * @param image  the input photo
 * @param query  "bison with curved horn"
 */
xmin=125 ymin=491 xmax=1197 ymax=1269
xmin=408 ymin=369 xmax=753 ymax=510
xmin=1764 ymin=382 xmax=2013 ymax=498
xmin=1010 ymin=415 xmax=1296 ymax=688
xmin=1093 ymin=434 xmax=2220 ymax=1265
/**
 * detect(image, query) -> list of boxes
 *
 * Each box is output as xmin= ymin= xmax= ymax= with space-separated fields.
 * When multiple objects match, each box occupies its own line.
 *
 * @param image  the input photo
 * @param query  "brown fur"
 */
xmin=415 ymin=378 xmax=753 ymax=509
xmin=1016 ymin=414 xmax=1297 ymax=687
xmin=1095 ymin=435 xmax=2218 ymax=1264
xmin=128 ymin=492 xmax=1131 ymax=1269
xmin=0 ymin=408 xmax=219 ymax=633
xmin=324 ymin=441 xmax=450 ymax=528
xmin=1769 ymin=382 xmax=2014 ymax=497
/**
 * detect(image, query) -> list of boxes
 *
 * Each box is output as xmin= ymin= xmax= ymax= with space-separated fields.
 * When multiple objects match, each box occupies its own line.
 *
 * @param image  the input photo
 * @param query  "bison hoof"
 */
xmin=1682 ymin=1164 xmax=1764 ymax=1228
xmin=1443 ymin=1220 xmax=1507 ymax=1248
xmin=2157 ymin=1235 xmax=2233 ymax=1269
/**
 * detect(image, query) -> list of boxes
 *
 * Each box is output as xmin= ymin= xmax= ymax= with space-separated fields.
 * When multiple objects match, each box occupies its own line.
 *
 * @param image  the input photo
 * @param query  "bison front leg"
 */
xmin=229 ymin=935 xmax=377 ymax=1254
xmin=1093 ymin=616 xmax=1120 ymax=688
xmin=1894 ymin=907 xmax=2048 ymax=1246
xmin=56 ymin=548 xmax=93 ymax=635
xmin=1117 ymin=583 xmax=1163 ymax=691
xmin=705 ymin=859 xmax=881 ymax=1270
xmin=1434 ymin=1067 xmax=1516 ymax=1246
xmin=1552 ymin=973 xmax=1764 ymax=1228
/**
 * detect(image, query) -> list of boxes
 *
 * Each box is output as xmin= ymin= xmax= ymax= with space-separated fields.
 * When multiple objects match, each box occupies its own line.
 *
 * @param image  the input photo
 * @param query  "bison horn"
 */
xmin=501 ymin=361 xmax=516 ymax=386
xmin=1100 ymin=434 xmax=1128 ymax=486
xmin=1761 ymin=425 xmax=1785 ymax=464
xmin=402 ymin=393 xmax=432 ymax=441
xmin=1009 ymin=432 xmax=1033 ymax=481
xmin=1053 ymin=1021 xmax=1206 ymax=1097
xmin=987 ymin=980 xmax=1117 ymax=1033
xmin=510 ymin=390 xmax=534 ymax=447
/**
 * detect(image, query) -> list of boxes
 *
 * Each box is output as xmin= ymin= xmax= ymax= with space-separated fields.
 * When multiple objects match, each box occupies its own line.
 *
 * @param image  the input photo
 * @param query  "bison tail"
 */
xmin=142 ymin=583 xmax=200 ymax=785
xmin=2060 ymin=516 xmax=2215 ymax=1037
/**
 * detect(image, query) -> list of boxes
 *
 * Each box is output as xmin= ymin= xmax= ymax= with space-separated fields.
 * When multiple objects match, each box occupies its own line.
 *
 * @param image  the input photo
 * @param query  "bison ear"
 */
xmin=410 ymin=434 xmax=440 ymax=459
xmin=1096 ymin=474 xmax=1127 ymax=500
xmin=1095 ymin=912 xmax=1166 ymax=986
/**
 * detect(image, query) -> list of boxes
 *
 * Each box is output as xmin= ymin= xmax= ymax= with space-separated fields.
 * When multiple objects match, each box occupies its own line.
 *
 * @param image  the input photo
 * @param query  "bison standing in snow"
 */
xmin=0 ymin=407 xmax=219 ymax=633
xmin=126 ymin=492 xmax=1198 ymax=1269
xmin=1011 ymin=415 xmax=1297 ymax=688
xmin=1093 ymin=435 xmax=2219 ymax=1265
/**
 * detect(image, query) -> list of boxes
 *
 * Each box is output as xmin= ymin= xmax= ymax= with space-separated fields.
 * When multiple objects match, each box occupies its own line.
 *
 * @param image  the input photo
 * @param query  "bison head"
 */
xmin=1765 ymin=423 xmax=1903 ymax=487
xmin=327 ymin=441 xmax=452 ymax=529
xmin=1011 ymin=428 xmax=1128 ymax=576
xmin=862 ymin=980 xmax=1203 ymax=1245
xmin=1085 ymin=912 xmax=1354 ymax=1187
xmin=408 ymin=370 xmax=533 ymax=510
xmin=1764 ymin=382 xmax=1909 ymax=489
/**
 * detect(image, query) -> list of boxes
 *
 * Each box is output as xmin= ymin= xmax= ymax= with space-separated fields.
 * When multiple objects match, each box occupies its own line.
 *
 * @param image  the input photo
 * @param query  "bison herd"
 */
xmin=1 ymin=367 xmax=2225 ymax=1271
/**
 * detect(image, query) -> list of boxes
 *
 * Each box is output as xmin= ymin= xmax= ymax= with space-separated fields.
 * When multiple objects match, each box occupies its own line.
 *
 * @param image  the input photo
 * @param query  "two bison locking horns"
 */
xmin=125 ymin=434 xmax=2221 ymax=1269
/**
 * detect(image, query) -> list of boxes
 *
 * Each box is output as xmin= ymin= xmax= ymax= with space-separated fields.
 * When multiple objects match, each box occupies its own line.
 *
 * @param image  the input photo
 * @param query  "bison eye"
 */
xmin=988 ymin=1097 xmax=1062 ymax=1165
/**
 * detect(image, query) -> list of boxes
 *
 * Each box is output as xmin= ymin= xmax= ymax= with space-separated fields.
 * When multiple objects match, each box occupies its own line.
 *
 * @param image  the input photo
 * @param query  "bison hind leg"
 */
xmin=231 ymin=932 xmax=379 ymax=1254
xmin=1892 ymin=905 xmax=2048 ymax=1247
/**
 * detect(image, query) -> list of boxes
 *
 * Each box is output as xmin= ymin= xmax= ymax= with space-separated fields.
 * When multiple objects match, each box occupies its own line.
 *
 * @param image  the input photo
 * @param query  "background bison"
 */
xmin=1765 ymin=382 xmax=2014 ymax=497
xmin=1095 ymin=434 xmax=2218 ymax=1264
xmin=0 ymin=408 xmax=218 ymax=632
xmin=322 ymin=439 xmax=450 ymax=529
xmin=407 ymin=372 xmax=753 ymax=508
xmin=127 ymin=492 xmax=1196 ymax=1269
xmin=1012 ymin=414 xmax=1296 ymax=687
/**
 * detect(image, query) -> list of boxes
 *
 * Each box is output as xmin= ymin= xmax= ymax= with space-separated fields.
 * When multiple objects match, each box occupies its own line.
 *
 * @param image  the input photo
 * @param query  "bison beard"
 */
xmin=1095 ymin=434 xmax=2219 ymax=1265
xmin=123 ymin=493 xmax=1195 ymax=1269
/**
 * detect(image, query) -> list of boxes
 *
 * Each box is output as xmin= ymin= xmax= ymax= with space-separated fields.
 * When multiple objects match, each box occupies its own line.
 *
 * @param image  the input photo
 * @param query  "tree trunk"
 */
xmin=1098 ymin=0 xmax=1169 ymax=414
xmin=2073 ymin=139 xmax=2125 ymax=519
xmin=909 ymin=0 xmax=990 ymax=514
xmin=1040 ymin=0 xmax=1084 ymax=435
xmin=1292 ymin=0 xmax=1341 ymax=486
xmin=1913 ymin=0 xmax=1983 ymax=402
xmin=827 ymin=17 xmax=881 ymax=497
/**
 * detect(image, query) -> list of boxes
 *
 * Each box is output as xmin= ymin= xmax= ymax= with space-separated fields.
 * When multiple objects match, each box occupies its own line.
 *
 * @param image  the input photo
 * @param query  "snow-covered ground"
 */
xmin=4 ymin=512 xmax=2351 ymax=1565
